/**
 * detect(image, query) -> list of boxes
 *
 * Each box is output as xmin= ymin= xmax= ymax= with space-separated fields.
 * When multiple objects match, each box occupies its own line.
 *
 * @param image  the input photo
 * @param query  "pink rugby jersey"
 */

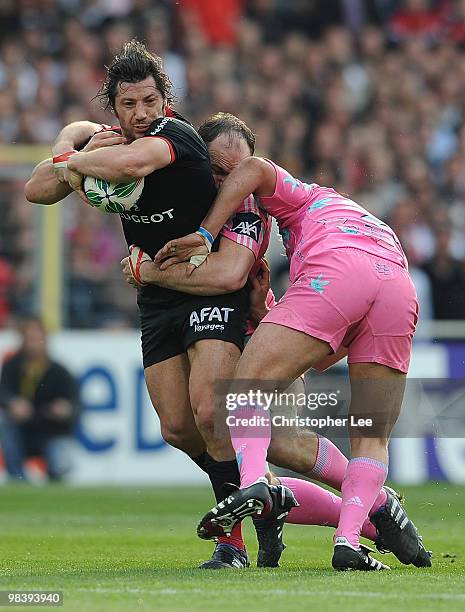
xmin=257 ymin=160 xmax=408 ymax=282
xmin=220 ymin=194 xmax=275 ymax=335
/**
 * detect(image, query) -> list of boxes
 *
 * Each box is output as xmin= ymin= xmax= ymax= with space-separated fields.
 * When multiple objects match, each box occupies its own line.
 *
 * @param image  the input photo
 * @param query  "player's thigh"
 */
xmin=267 ymin=375 xmax=319 ymax=473
xmin=144 ymin=354 xmax=200 ymax=442
xmin=187 ymin=339 xmax=241 ymax=418
xmin=236 ymin=322 xmax=332 ymax=383
xmin=181 ymin=291 xmax=248 ymax=414
xmin=348 ymin=362 xmax=406 ymax=446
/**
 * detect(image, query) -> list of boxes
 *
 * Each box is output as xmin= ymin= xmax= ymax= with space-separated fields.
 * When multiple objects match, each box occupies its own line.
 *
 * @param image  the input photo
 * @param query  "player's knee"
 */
xmin=160 ymin=423 xmax=194 ymax=453
xmin=267 ymin=437 xmax=310 ymax=473
xmin=267 ymin=436 xmax=294 ymax=469
xmin=189 ymin=387 xmax=216 ymax=435
xmin=194 ymin=404 xmax=216 ymax=442
xmin=267 ymin=438 xmax=287 ymax=467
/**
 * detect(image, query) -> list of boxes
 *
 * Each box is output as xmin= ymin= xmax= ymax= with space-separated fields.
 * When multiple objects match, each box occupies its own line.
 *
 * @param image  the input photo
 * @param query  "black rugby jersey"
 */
xmin=118 ymin=116 xmax=218 ymax=307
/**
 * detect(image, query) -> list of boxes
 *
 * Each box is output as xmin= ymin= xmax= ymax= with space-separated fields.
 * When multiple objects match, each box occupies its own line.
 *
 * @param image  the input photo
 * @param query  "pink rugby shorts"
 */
xmin=261 ymin=248 xmax=418 ymax=373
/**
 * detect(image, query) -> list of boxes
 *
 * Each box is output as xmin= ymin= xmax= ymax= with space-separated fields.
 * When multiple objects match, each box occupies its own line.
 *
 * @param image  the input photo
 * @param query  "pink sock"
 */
xmin=309 ymin=436 xmax=387 ymax=515
xmin=229 ymin=406 xmax=271 ymax=488
xmin=335 ymin=457 xmax=388 ymax=548
xmin=310 ymin=436 xmax=348 ymax=490
xmin=280 ymin=477 xmax=377 ymax=541
xmin=370 ymin=488 xmax=388 ymax=516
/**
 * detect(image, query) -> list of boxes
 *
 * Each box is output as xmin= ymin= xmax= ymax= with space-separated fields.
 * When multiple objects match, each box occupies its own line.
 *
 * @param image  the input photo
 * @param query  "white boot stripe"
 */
xmin=391 ymin=498 xmax=399 ymax=516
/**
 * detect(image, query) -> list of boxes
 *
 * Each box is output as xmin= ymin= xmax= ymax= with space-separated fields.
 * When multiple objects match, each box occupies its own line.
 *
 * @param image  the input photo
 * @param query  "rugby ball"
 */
xmin=83 ymin=176 xmax=144 ymax=213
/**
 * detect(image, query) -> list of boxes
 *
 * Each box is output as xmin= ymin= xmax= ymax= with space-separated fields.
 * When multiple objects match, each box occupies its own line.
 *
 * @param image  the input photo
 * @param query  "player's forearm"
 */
xmin=68 ymin=145 xmax=141 ymax=182
xmin=140 ymin=258 xmax=245 ymax=295
xmin=202 ymin=158 xmax=265 ymax=238
xmin=25 ymin=158 xmax=73 ymax=204
xmin=52 ymin=121 xmax=101 ymax=156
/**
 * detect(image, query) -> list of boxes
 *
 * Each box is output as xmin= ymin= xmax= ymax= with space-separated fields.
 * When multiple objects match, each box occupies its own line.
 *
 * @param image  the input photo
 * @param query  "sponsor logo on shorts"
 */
xmin=119 ymin=208 xmax=175 ymax=223
xmin=189 ymin=306 xmax=235 ymax=333
xmin=374 ymin=261 xmax=391 ymax=275
xmin=310 ymin=274 xmax=330 ymax=294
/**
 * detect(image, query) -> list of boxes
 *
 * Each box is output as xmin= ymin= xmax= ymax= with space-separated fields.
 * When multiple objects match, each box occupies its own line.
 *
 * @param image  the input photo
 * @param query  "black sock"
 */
xmin=191 ymin=451 xmax=208 ymax=472
xmin=203 ymin=452 xmax=240 ymax=503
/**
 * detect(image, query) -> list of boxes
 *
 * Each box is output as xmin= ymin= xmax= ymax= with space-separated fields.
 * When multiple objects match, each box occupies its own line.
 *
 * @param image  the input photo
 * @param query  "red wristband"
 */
xmin=52 ymin=150 xmax=77 ymax=168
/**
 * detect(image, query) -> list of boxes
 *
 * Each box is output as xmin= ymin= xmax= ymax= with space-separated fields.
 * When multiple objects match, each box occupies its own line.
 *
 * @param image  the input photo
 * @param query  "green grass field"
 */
xmin=0 ymin=484 xmax=464 ymax=611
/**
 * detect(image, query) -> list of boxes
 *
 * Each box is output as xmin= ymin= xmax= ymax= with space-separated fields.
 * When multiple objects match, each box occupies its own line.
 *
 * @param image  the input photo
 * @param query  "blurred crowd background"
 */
xmin=2 ymin=0 xmax=465 ymax=328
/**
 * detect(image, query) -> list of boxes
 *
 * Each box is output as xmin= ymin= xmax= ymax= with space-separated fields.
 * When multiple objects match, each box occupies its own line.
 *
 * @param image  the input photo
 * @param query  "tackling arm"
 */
xmin=139 ymin=238 xmax=255 ymax=295
xmin=154 ymin=157 xmax=276 ymax=264
xmin=68 ymin=137 xmax=173 ymax=182
xmin=198 ymin=157 xmax=276 ymax=239
xmin=25 ymin=120 xmax=109 ymax=205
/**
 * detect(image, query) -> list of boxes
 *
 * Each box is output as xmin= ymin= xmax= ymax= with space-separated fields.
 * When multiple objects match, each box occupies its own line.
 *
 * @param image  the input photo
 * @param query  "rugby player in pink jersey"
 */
xmin=123 ymin=115 xmax=383 ymax=567
xmin=155 ymin=154 xmax=432 ymax=571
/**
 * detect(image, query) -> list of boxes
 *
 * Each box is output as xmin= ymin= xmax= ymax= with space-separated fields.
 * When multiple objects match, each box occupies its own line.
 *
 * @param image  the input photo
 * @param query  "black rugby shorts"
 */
xmin=139 ymin=290 xmax=249 ymax=368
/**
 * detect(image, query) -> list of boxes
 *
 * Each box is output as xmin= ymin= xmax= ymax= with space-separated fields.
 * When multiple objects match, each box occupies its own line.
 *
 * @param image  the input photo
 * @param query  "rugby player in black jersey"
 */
xmin=25 ymin=40 xmax=298 ymax=569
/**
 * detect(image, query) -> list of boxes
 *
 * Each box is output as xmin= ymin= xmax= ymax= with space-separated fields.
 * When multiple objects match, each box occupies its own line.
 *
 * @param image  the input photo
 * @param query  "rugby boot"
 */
xmin=198 ymin=543 xmax=250 ymax=569
xmin=371 ymin=487 xmax=432 ymax=567
xmin=253 ymin=484 xmax=299 ymax=567
xmin=197 ymin=479 xmax=277 ymax=540
xmin=332 ymin=537 xmax=391 ymax=571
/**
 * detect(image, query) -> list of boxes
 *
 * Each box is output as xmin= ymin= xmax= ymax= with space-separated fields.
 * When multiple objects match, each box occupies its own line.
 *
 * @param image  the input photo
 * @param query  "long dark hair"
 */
xmin=97 ymin=39 xmax=173 ymax=111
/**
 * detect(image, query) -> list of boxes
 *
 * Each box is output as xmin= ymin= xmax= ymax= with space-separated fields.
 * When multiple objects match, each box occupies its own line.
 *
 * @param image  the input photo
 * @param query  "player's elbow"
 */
xmin=24 ymin=179 xmax=47 ymax=204
xmin=221 ymin=269 xmax=248 ymax=292
xmin=24 ymin=180 xmax=36 ymax=203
